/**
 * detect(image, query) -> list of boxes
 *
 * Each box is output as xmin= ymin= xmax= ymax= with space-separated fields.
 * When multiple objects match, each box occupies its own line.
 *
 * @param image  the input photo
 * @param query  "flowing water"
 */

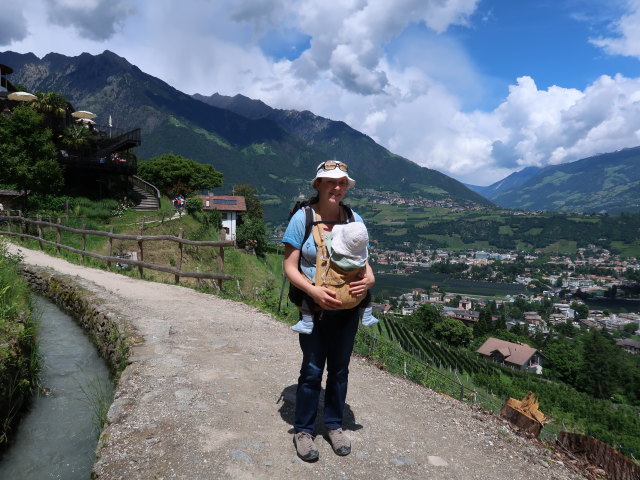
xmin=0 ymin=294 xmax=113 ymax=480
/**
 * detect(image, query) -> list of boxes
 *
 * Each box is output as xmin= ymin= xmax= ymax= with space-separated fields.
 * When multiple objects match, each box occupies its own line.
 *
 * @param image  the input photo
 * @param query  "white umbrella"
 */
xmin=71 ymin=110 xmax=97 ymax=119
xmin=76 ymin=118 xmax=96 ymax=125
xmin=8 ymin=91 xmax=37 ymax=102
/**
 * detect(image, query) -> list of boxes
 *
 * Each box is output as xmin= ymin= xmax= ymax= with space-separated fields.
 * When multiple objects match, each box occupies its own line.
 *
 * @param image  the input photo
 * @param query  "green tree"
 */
xmin=577 ymin=329 xmax=620 ymax=399
xmin=236 ymin=217 xmax=267 ymax=256
xmin=137 ymin=154 xmax=223 ymax=198
xmin=432 ymin=317 xmax=472 ymax=347
xmin=62 ymin=124 xmax=96 ymax=150
xmin=473 ymin=308 xmax=493 ymax=338
xmin=233 ymin=184 xmax=263 ymax=220
xmin=32 ymin=91 xmax=68 ymax=116
xmin=405 ymin=303 xmax=442 ymax=333
xmin=571 ymin=301 xmax=589 ymax=319
xmin=544 ymin=337 xmax=581 ymax=384
xmin=0 ymin=105 xmax=63 ymax=209
xmin=185 ymin=197 xmax=203 ymax=215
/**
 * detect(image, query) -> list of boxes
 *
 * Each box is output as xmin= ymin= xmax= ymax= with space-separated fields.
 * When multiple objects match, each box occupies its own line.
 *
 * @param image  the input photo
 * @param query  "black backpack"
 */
xmin=278 ymin=200 xmax=355 ymax=310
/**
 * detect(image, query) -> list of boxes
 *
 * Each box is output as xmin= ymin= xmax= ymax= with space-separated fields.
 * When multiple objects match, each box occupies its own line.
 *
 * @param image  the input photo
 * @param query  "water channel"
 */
xmin=0 ymin=294 xmax=113 ymax=480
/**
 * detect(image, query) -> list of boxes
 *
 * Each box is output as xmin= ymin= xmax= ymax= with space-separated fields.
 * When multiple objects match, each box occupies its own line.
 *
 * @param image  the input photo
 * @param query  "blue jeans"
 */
xmin=294 ymin=307 xmax=360 ymax=434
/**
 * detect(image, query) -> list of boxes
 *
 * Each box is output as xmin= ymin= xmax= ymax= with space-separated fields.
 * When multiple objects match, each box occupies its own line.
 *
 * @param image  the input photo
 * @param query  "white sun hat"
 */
xmin=311 ymin=160 xmax=356 ymax=188
xmin=330 ymin=222 xmax=368 ymax=262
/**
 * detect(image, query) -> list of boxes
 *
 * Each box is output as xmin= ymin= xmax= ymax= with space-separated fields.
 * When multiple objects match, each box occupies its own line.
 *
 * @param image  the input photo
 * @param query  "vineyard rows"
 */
xmin=376 ymin=318 xmax=501 ymax=375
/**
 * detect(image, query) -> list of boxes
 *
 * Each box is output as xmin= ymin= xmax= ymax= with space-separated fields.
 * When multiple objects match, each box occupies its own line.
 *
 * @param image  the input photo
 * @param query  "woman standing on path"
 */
xmin=282 ymin=160 xmax=375 ymax=461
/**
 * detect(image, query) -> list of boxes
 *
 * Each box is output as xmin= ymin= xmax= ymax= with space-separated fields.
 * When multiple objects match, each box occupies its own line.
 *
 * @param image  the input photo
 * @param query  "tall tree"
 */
xmin=233 ymin=184 xmax=263 ymax=220
xmin=544 ymin=337 xmax=581 ymax=385
xmin=137 ymin=154 xmax=223 ymax=198
xmin=0 ymin=105 xmax=63 ymax=209
xmin=473 ymin=308 xmax=493 ymax=338
xmin=406 ymin=303 xmax=442 ymax=333
xmin=432 ymin=317 xmax=472 ymax=347
xmin=577 ymin=329 xmax=620 ymax=399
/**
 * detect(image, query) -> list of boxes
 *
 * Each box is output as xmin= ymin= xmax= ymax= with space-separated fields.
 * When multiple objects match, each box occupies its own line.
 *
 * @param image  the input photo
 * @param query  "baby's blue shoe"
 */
xmin=291 ymin=315 xmax=314 ymax=334
xmin=361 ymin=307 xmax=378 ymax=327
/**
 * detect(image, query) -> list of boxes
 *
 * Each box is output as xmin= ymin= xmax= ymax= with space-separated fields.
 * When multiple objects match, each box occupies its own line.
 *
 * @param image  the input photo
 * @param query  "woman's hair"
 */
xmin=309 ymin=178 xmax=322 ymax=204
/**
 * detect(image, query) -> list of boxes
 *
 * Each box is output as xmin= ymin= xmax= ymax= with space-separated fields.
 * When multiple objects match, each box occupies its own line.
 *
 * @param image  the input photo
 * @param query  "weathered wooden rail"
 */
xmin=0 ymin=213 xmax=234 ymax=288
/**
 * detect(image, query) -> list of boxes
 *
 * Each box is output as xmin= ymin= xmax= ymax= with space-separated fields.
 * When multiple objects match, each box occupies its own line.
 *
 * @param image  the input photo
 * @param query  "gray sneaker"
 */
xmin=293 ymin=432 xmax=319 ymax=461
xmin=325 ymin=428 xmax=351 ymax=456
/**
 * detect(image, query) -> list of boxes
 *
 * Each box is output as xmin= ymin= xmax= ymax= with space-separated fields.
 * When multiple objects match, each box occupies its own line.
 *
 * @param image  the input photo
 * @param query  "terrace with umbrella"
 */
xmin=0 ymin=62 xmax=155 ymax=209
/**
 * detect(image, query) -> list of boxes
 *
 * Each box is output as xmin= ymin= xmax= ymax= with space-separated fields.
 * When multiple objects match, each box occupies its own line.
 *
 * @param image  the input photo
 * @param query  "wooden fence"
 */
xmin=0 ymin=213 xmax=234 ymax=288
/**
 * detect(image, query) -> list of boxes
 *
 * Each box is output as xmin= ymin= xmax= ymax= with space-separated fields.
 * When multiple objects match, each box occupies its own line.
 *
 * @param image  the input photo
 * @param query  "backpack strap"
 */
xmin=297 ymin=203 xmax=354 ymax=272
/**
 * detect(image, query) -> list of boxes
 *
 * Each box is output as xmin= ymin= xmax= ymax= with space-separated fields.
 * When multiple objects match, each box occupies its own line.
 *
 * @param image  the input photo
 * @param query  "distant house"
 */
xmin=616 ymin=339 xmax=640 ymax=355
xmin=372 ymin=302 xmax=393 ymax=315
xmin=442 ymin=307 xmax=479 ymax=328
xmin=476 ymin=337 xmax=543 ymax=374
xmin=0 ymin=189 xmax=22 ymax=211
xmin=198 ymin=195 xmax=247 ymax=240
xmin=524 ymin=311 xmax=543 ymax=325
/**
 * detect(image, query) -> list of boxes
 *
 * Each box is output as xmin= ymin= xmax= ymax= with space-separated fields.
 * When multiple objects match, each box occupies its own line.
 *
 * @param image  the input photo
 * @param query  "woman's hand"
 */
xmin=310 ymin=285 xmax=343 ymax=310
xmin=349 ymin=263 xmax=375 ymax=297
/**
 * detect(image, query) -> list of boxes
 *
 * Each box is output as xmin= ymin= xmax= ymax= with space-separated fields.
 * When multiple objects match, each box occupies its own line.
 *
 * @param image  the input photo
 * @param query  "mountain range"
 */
xmin=0 ymin=50 xmax=491 ymax=223
xmin=2 ymin=49 xmax=640 ymax=218
xmin=467 ymin=147 xmax=640 ymax=213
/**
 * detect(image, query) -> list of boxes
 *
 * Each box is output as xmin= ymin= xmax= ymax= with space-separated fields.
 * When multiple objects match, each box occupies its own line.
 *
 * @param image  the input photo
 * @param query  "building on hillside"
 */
xmin=524 ymin=311 xmax=543 ymax=325
xmin=459 ymin=298 xmax=473 ymax=310
xmin=372 ymin=303 xmax=393 ymax=315
xmin=442 ymin=307 xmax=479 ymax=328
xmin=548 ymin=313 xmax=567 ymax=325
xmin=1 ymin=63 xmax=149 ymax=208
xmin=198 ymin=195 xmax=247 ymax=240
xmin=476 ymin=337 xmax=543 ymax=374
xmin=615 ymin=338 xmax=640 ymax=354
xmin=0 ymin=189 xmax=22 ymax=212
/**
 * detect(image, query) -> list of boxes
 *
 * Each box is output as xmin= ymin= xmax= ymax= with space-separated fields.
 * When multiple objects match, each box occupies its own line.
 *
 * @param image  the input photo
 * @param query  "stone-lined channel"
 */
xmin=0 ymin=294 xmax=113 ymax=479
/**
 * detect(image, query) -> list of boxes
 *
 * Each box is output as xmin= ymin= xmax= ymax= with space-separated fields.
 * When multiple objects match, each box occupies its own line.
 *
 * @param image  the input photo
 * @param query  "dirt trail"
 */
xmin=7 ymin=242 xmax=584 ymax=480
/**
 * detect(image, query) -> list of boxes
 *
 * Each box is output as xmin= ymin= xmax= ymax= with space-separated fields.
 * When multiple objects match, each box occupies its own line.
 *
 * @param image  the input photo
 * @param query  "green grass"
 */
xmin=0 ymin=241 xmax=39 ymax=447
xmin=542 ymin=240 xmax=578 ymax=255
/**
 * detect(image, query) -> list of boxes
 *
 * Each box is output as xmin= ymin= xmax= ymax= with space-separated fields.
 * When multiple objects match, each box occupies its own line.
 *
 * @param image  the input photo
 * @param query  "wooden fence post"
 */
xmin=81 ymin=224 xmax=87 ymax=263
xmin=137 ymin=238 xmax=144 ymax=278
xmin=107 ymin=226 xmax=114 ymax=269
xmin=36 ymin=215 xmax=43 ymax=250
xmin=18 ymin=211 xmax=24 ymax=235
xmin=175 ymin=228 xmax=184 ymax=284
xmin=217 ymin=243 xmax=225 ymax=291
xmin=56 ymin=217 xmax=62 ymax=254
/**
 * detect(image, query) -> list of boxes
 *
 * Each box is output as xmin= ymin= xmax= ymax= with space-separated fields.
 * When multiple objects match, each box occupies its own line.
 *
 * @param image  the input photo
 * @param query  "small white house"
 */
xmin=198 ymin=195 xmax=247 ymax=240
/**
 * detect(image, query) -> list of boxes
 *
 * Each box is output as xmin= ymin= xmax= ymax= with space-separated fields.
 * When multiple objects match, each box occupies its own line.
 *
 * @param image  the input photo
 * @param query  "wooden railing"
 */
xmin=0 ymin=213 xmax=234 ymax=288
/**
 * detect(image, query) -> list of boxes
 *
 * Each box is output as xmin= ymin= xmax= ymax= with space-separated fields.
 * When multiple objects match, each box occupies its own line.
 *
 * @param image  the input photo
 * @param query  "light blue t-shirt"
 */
xmin=282 ymin=207 xmax=364 ymax=282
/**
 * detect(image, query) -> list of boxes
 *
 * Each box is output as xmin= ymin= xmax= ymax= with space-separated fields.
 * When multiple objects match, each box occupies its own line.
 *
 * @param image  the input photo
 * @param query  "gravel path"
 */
xmin=7 ymin=242 xmax=585 ymax=480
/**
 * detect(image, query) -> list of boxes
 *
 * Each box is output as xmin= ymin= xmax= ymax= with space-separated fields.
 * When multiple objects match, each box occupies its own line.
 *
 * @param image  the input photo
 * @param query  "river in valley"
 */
xmin=0 ymin=294 xmax=113 ymax=480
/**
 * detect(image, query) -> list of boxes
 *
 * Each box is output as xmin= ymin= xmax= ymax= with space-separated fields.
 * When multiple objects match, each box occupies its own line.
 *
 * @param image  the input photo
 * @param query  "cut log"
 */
xmin=499 ymin=391 xmax=545 ymax=437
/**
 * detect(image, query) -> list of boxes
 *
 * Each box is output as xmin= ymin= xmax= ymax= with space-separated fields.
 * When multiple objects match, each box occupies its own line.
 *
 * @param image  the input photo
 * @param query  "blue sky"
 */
xmin=2 ymin=0 xmax=640 ymax=186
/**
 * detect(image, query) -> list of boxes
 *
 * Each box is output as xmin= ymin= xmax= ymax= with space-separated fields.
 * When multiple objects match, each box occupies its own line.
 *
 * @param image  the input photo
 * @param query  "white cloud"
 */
xmin=590 ymin=0 xmax=640 ymax=58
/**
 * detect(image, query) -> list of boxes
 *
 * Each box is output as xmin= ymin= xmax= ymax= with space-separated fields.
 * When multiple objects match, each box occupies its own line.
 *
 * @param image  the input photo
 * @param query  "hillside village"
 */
xmin=370 ymin=241 xmax=640 ymax=356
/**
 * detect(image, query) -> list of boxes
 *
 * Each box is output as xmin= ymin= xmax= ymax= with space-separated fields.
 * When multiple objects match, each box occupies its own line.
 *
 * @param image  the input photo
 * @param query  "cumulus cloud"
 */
xmin=590 ymin=0 xmax=640 ymax=58
xmin=361 ymin=74 xmax=640 ymax=185
xmin=44 ymin=0 xmax=134 ymax=41
xmin=0 ymin=4 xmax=29 ymax=45
xmin=232 ymin=0 xmax=479 ymax=95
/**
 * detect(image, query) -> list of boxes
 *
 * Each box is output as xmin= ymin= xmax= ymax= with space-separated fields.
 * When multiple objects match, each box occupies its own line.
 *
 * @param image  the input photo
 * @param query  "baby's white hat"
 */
xmin=331 ymin=222 xmax=368 ymax=261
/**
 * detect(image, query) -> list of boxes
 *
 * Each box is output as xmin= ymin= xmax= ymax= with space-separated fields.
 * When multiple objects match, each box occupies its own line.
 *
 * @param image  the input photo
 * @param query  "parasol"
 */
xmin=71 ymin=110 xmax=97 ymax=119
xmin=8 ymin=91 xmax=37 ymax=102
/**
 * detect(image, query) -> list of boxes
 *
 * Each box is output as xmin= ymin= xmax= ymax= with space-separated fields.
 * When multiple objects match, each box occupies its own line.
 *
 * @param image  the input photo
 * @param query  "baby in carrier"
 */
xmin=291 ymin=221 xmax=379 ymax=334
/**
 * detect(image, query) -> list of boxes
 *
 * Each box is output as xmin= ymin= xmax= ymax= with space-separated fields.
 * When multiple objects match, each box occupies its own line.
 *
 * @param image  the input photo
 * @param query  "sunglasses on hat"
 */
xmin=317 ymin=160 xmax=349 ymax=172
